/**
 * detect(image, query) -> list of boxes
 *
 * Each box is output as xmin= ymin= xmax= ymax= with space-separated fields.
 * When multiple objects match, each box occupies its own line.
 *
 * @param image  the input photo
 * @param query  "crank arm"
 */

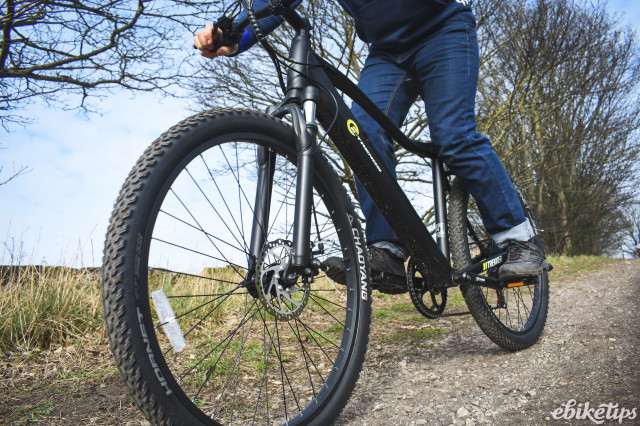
xmin=452 ymin=270 xmax=542 ymax=290
xmin=452 ymin=270 xmax=502 ymax=290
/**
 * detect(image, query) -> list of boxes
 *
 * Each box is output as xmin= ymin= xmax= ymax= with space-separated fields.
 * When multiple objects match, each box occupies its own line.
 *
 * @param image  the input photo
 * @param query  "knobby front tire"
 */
xmin=448 ymin=178 xmax=549 ymax=351
xmin=101 ymin=109 xmax=371 ymax=425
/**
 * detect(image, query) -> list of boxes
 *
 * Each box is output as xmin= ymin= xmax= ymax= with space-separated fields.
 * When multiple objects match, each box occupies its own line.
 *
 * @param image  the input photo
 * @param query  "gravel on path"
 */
xmin=337 ymin=260 xmax=640 ymax=425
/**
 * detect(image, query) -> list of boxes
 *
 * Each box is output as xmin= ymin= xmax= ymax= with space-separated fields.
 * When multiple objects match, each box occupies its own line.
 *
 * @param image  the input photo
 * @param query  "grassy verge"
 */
xmin=0 ymin=255 xmax=631 ymax=423
xmin=0 ymin=266 xmax=103 ymax=351
xmin=0 ymin=255 xmax=626 ymax=351
xmin=546 ymin=255 xmax=620 ymax=282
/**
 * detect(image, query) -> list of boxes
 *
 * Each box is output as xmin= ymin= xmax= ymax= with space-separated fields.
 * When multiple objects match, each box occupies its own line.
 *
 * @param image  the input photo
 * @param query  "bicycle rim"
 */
xmin=104 ymin=111 xmax=369 ymax=425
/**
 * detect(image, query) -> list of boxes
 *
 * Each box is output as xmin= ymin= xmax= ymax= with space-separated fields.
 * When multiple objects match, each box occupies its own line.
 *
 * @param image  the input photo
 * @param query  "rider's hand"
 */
xmin=193 ymin=24 xmax=239 ymax=59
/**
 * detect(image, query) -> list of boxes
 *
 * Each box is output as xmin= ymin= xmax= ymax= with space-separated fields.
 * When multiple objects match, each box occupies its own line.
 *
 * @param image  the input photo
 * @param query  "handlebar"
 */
xmin=194 ymin=0 xmax=305 ymax=53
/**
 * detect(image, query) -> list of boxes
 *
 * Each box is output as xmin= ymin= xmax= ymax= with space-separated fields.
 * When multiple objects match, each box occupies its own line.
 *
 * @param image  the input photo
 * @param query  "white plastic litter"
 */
xmin=152 ymin=290 xmax=186 ymax=352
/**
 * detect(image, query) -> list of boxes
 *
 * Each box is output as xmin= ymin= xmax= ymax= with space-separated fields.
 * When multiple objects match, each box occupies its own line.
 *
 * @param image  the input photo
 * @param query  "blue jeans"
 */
xmin=352 ymin=13 xmax=531 ymax=249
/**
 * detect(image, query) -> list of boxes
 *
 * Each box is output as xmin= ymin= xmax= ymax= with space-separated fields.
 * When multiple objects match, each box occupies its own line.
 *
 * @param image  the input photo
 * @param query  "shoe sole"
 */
xmin=325 ymin=266 xmax=408 ymax=294
xmin=499 ymin=263 xmax=550 ymax=282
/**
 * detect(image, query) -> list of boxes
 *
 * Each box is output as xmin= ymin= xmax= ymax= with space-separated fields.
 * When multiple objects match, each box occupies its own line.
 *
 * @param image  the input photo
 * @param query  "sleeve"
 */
xmin=229 ymin=0 xmax=304 ymax=57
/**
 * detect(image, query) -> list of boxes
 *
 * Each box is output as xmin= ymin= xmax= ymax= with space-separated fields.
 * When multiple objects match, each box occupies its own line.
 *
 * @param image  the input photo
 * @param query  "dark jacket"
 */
xmin=234 ymin=0 xmax=473 ymax=54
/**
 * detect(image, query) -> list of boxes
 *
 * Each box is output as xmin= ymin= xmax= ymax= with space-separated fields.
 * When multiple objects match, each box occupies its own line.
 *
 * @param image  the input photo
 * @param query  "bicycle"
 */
xmin=101 ymin=1 xmax=550 ymax=424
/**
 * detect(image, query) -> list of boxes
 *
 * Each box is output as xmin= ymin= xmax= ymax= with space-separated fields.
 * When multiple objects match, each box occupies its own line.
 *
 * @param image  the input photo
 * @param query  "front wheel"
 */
xmin=101 ymin=109 xmax=371 ymax=425
xmin=448 ymin=178 xmax=549 ymax=351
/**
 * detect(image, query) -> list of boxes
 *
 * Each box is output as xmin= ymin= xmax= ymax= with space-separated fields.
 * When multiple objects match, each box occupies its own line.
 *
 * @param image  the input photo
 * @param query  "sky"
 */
xmin=1 ymin=93 xmax=190 ymax=266
xmin=1 ymin=0 xmax=639 ymax=267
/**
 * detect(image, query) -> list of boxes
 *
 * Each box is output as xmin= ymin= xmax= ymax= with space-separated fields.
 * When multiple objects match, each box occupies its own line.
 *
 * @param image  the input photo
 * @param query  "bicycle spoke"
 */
xmin=199 ymin=153 xmax=249 ymax=255
xmin=308 ymin=295 xmax=346 ymax=328
xmin=155 ymin=284 xmax=244 ymax=333
xmin=163 ymin=284 xmax=245 ymax=334
xmin=266 ymin=170 xmax=297 ymax=242
xmin=159 ymin=209 xmax=247 ymax=257
xmin=149 ymin=267 xmax=244 ymax=287
xmin=222 ymin=295 xmax=259 ymax=423
xmin=291 ymin=320 xmax=325 ymax=390
xmin=253 ymin=315 xmax=276 ymax=423
xmin=108 ymin=127 xmax=367 ymax=424
xmin=177 ymin=173 xmax=249 ymax=275
xmin=295 ymin=318 xmax=340 ymax=364
xmin=308 ymin=292 xmax=347 ymax=310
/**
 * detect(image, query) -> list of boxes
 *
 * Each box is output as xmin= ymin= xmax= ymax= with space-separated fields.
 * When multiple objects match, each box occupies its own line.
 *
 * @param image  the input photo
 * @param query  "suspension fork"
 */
xmin=249 ymin=20 xmax=319 ymax=276
xmin=247 ymin=145 xmax=276 ymax=272
xmin=248 ymin=89 xmax=319 ymax=275
xmin=291 ymin=87 xmax=320 ymax=269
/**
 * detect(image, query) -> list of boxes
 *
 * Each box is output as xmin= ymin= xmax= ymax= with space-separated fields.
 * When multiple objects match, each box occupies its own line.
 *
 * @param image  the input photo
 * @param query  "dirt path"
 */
xmin=337 ymin=260 xmax=640 ymax=425
xmin=2 ymin=260 xmax=638 ymax=425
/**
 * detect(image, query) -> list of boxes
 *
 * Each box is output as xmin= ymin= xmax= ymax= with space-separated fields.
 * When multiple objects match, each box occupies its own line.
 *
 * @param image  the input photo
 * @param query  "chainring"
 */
xmin=256 ymin=239 xmax=310 ymax=321
xmin=407 ymin=257 xmax=447 ymax=319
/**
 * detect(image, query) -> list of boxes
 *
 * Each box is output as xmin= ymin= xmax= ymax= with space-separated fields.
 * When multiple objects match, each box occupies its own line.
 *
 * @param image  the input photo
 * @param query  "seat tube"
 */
xmin=433 ymin=158 xmax=450 ymax=257
xmin=248 ymin=146 xmax=276 ymax=268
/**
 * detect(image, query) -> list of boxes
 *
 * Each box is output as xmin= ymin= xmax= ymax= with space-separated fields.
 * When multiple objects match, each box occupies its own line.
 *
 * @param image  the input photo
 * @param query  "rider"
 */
xmin=194 ymin=0 xmax=548 ymax=292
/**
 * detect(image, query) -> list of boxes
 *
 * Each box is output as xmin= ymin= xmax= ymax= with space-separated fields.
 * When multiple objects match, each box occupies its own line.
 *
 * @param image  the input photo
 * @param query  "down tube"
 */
xmin=309 ymin=72 xmax=451 ymax=287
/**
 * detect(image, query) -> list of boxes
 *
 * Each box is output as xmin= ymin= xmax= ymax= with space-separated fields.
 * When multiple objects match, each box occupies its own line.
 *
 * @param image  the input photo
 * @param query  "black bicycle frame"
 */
xmin=308 ymin=57 xmax=453 ymax=287
xmin=245 ymin=4 xmax=505 ymax=289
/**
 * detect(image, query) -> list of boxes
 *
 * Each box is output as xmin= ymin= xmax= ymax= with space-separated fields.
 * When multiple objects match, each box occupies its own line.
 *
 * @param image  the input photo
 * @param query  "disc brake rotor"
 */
xmin=256 ymin=239 xmax=310 ymax=321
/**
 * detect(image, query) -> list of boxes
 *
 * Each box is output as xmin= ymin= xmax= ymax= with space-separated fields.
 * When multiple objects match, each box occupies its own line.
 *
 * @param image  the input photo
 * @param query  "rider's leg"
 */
xmin=406 ymin=15 xmax=546 ymax=277
xmin=407 ymin=17 xmax=528 ymax=240
xmin=350 ymin=49 xmax=418 ymax=256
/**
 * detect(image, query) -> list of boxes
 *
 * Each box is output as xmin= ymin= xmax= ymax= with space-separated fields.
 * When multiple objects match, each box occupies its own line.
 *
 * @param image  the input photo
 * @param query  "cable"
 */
xmin=224 ymin=1 xmax=241 ymax=18
xmin=239 ymin=0 xmax=287 ymax=93
xmin=232 ymin=0 xmax=341 ymax=145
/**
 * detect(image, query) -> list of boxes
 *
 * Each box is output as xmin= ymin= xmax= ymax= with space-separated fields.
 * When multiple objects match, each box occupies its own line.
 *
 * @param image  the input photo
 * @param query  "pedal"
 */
xmin=503 ymin=276 xmax=538 ymax=288
xmin=371 ymin=271 xmax=408 ymax=294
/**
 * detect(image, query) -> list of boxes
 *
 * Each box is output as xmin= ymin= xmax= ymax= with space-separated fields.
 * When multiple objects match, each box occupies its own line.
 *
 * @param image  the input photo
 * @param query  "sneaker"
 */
xmin=323 ymin=256 xmax=347 ymax=286
xmin=368 ymin=247 xmax=407 ymax=294
xmin=498 ymin=240 xmax=548 ymax=281
xmin=323 ymin=246 xmax=407 ymax=294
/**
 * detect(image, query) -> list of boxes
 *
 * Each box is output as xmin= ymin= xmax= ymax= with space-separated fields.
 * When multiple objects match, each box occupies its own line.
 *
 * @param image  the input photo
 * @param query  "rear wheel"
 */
xmin=448 ymin=178 xmax=549 ymax=350
xmin=101 ymin=109 xmax=371 ymax=425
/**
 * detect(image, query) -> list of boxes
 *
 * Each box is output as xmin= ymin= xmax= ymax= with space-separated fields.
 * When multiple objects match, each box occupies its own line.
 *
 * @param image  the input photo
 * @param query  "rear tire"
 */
xmin=101 ymin=109 xmax=371 ymax=425
xmin=448 ymin=178 xmax=549 ymax=351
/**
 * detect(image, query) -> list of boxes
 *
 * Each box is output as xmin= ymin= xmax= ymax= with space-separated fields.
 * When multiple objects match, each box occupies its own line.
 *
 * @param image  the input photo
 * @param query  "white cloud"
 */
xmin=1 ymin=92 xmax=189 ymax=266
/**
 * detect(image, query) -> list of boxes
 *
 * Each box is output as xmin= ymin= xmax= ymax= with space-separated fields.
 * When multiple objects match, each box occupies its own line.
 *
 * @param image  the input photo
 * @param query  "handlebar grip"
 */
xmin=210 ymin=24 xmax=237 ymax=51
xmin=193 ymin=15 xmax=241 ymax=53
xmin=194 ymin=0 xmax=284 ymax=53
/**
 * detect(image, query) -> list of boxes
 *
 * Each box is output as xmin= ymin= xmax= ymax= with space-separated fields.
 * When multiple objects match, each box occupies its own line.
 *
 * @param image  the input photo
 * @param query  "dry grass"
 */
xmin=0 ymin=255 xmax=629 ymax=423
xmin=0 ymin=255 xmax=622 ymax=352
xmin=546 ymin=255 xmax=619 ymax=282
xmin=0 ymin=266 xmax=103 ymax=350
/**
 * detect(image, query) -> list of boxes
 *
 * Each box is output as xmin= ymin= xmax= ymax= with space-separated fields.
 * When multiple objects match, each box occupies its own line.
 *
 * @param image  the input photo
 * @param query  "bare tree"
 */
xmin=475 ymin=0 xmax=640 ymax=255
xmin=189 ymin=0 xmax=442 ymax=226
xmin=621 ymin=204 xmax=640 ymax=258
xmin=0 ymin=150 xmax=28 ymax=185
xmin=1 ymin=0 xmax=222 ymax=128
